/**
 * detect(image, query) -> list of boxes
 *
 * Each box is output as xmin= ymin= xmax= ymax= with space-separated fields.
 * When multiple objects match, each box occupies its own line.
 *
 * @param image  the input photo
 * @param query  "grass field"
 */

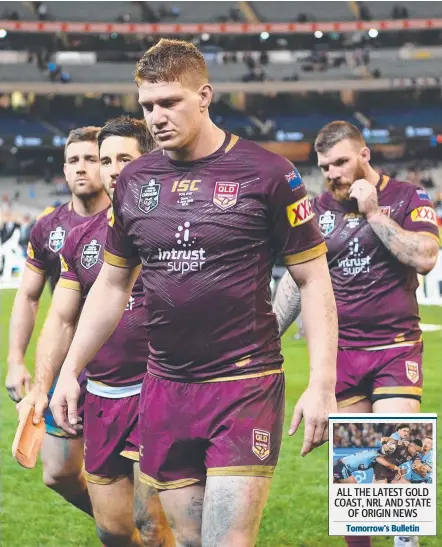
xmin=1 ymin=288 xmax=440 ymax=547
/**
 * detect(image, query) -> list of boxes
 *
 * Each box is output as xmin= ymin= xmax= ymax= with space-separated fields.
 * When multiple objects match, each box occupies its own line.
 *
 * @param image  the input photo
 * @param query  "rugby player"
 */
xmin=10 ymin=127 xmax=110 ymax=516
xmin=50 ymin=39 xmax=338 ymax=547
xmin=390 ymin=424 xmax=411 ymax=442
xmin=373 ymin=439 xmax=423 ymax=483
xmin=19 ymin=117 xmax=172 ymax=546
xmin=400 ymin=436 xmax=433 ymax=484
xmin=333 ymin=448 xmax=400 ymax=484
xmin=273 ymin=121 xmax=439 ymax=547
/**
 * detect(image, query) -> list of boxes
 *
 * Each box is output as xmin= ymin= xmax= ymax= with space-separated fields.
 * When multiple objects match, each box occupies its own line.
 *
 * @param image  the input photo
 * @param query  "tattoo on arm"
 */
xmin=368 ymin=213 xmax=439 ymax=273
xmin=272 ymin=272 xmax=301 ymax=336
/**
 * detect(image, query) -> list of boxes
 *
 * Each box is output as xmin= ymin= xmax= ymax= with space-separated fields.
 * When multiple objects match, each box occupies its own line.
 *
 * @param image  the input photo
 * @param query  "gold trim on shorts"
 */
xmin=84 ymin=471 xmax=128 ymax=485
xmin=104 ymin=250 xmax=140 ymax=269
xmin=58 ymin=279 xmax=81 ymax=291
xmin=350 ymin=338 xmax=422 ymax=351
xmin=337 ymin=395 xmax=368 ymax=408
xmin=373 ymin=386 xmax=422 ymax=396
xmin=284 ymin=242 xmax=328 ymax=266
xmin=139 ymin=471 xmax=200 ymax=490
xmin=25 ymin=262 xmax=45 ymax=275
xmin=196 ymin=369 xmax=283 ymax=384
xmin=207 ymin=466 xmax=275 ymax=478
xmin=120 ymin=450 xmax=140 ymax=462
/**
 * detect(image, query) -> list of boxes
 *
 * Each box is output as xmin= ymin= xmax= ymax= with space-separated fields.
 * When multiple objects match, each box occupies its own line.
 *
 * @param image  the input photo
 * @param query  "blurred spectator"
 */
xmin=359 ymin=4 xmax=372 ymax=21
xmin=334 ymin=423 xmax=433 ymax=448
xmin=36 ymin=2 xmax=49 ymax=21
xmin=229 ymin=7 xmax=242 ymax=22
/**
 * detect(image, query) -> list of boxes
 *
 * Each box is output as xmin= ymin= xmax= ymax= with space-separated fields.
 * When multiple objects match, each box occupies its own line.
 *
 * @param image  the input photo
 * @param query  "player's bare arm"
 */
xmin=286 ymin=254 xmax=338 ymax=456
xmin=272 ymin=271 xmax=301 ymax=335
xmin=50 ymin=261 xmax=140 ymax=434
xmin=17 ymin=284 xmax=83 ymax=424
xmin=349 ymin=178 xmax=439 ymax=274
xmin=6 ymin=267 xmax=46 ymax=402
xmin=412 ymin=460 xmax=430 ymax=478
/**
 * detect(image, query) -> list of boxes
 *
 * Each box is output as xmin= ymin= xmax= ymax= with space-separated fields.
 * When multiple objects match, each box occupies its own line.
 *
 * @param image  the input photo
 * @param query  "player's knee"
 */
xmin=134 ymin=512 xmax=170 ymax=547
xmin=171 ymin=526 xmax=202 ymax=547
xmin=96 ymin=524 xmax=136 ymax=547
xmin=43 ymin=465 xmax=82 ymax=492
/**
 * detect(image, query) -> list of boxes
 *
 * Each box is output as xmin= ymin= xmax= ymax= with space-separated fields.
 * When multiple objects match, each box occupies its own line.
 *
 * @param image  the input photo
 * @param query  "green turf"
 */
xmin=1 ymin=288 xmax=440 ymax=546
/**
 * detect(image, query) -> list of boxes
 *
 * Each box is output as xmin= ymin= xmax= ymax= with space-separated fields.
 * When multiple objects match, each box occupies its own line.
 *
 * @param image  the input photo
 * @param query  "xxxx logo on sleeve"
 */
xmin=286 ymin=196 xmax=314 ymax=227
xmin=410 ymin=206 xmax=437 ymax=226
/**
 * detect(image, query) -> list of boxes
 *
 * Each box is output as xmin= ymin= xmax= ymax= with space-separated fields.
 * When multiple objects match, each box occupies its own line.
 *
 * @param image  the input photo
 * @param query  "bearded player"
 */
xmin=273 ymin=121 xmax=439 ymax=547
xmin=50 ymin=39 xmax=338 ymax=547
xmin=19 ymin=117 xmax=172 ymax=547
xmin=9 ymin=127 xmax=110 ymax=516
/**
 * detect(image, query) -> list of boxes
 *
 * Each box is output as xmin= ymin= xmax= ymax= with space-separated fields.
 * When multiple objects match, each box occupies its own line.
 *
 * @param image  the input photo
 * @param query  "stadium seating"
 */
xmin=0 ymin=1 xmax=36 ymax=20
xmin=37 ymin=1 xmax=143 ymax=22
xmin=363 ymin=1 xmax=442 ymax=19
xmin=251 ymin=1 xmax=355 ymax=22
xmin=147 ymin=2 xmax=242 ymax=23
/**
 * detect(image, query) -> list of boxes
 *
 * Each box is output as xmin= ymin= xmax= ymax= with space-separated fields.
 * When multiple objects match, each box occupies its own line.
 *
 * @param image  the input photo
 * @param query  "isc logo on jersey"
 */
xmin=286 ymin=196 xmax=314 ymax=227
xmin=158 ymin=222 xmax=206 ymax=274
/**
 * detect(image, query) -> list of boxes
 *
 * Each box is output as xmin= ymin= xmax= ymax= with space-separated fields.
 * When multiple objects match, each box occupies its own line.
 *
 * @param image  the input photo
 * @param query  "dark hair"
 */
xmin=65 ymin=126 xmax=101 ymax=157
xmin=97 ymin=116 xmax=155 ymax=155
xmin=396 ymin=424 xmax=410 ymax=432
xmin=424 ymin=436 xmax=433 ymax=440
xmin=314 ymin=121 xmax=365 ymax=154
xmin=135 ymin=38 xmax=209 ymax=87
xmin=411 ymin=439 xmax=423 ymax=447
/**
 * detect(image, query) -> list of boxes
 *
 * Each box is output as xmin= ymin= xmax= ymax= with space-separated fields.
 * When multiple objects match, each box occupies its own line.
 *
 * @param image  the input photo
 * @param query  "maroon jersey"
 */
xmin=105 ymin=133 xmax=326 ymax=381
xmin=313 ymin=176 xmax=440 ymax=348
xmin=59 ymin=208 xmax=148 ymax=386
xmin=26 ymin=203 xmax=91 ymax=292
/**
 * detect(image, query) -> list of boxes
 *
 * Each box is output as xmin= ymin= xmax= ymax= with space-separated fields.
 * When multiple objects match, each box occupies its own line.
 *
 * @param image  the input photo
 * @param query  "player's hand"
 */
xmin=49 ymin=373 xmax=82 ymax=436
xmin=16 ymin=386 xmax=48 ymax=425
xmin=5 ymin=363 xmax=32 ymax=402
xmin=289 ymin=386 xmax=337 ymax=456
xmin=349 ymin=179 xmax=379 ymax=218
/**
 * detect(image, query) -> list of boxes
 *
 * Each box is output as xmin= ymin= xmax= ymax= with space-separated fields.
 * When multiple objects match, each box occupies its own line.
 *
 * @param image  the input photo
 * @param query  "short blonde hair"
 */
xmin=65 ymin=126 xmax=101 ymax=158
xmin=135 ymin=38 xmax=209 ymax=88
xmin=314 ymin=121 xmax=365 ymax=154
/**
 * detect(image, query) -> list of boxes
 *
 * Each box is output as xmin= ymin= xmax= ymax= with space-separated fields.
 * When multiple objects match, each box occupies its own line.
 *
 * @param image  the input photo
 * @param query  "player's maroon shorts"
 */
xmin=83 ymin=392 xmax=139 ymax=484
xmin=139 ymin=371 xmax=285 ymax=490
xmin=336 ymin=342 xmax=423 ymax=408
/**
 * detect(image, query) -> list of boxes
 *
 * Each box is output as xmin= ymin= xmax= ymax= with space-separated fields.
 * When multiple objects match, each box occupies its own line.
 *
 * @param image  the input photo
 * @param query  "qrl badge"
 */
xmin=213 ymin=182 xmax=239 ymax=211
xmin=138 ymin=178 xmax=161 ymax=214
xmin=405 ymin=361 xmax=419 ymax=384
xmin=48 ymin=227 xmax=66 ymax=253
xmin=81 ymin=239 xmax=101 ymax=270
xmin=252 ymin=429 xmax=270 ymax=461
xmin=319 ymin=211 xmax=336 ymax=236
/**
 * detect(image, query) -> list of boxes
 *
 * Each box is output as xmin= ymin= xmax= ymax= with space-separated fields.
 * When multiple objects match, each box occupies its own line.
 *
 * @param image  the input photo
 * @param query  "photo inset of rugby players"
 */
xmin=5 ymin=36 xmax=439 ymax=547
xmin=333 ymin=423 xmax=433 ymax=486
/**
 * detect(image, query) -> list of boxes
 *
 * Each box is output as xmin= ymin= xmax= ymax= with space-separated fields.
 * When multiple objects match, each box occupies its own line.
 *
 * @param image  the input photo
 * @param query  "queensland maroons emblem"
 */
xmin=213 ymin=182 xmax=239 ymax=211
xmin=252 ymin=429 xmax=270 ymax=461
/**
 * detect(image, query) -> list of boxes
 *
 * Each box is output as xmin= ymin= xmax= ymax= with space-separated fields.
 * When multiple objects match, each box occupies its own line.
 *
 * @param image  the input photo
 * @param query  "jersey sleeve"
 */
xmin=267 ymin=159 xmax=327 ymax=265
xmin=58 ymin=230 xmax=81 ymax=291
xmin=402 ymin=187 xmax=440 ymax=242
xmin=104 ymin=174 xmax=140 ymax=268
xmin=25 ymin=218 xmax=47 ymax=275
